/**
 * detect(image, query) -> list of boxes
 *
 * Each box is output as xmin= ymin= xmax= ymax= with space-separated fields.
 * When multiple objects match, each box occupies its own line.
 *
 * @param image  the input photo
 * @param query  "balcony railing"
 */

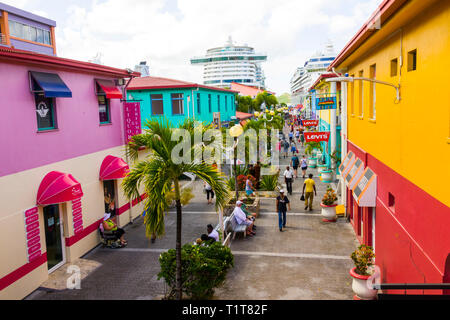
xmin=0 ymin=33 xmax=7 ymax=45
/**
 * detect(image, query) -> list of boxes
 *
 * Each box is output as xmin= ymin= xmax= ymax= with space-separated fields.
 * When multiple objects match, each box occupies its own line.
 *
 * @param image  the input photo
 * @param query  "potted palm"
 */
xmin=320 ymin=186 xmax=338 ymax=222
xmin=350 ymin=245 xmax=377 ymax=300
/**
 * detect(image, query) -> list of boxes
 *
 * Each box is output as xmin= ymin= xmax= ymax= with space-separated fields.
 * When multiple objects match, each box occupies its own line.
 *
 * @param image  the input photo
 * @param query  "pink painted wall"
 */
xmin=0 ymin=62 xmax=125 ymax=177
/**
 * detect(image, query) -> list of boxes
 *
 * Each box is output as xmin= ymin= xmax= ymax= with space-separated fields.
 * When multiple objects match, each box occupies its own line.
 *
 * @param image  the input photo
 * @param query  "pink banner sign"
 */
xmin=25 ymin=207 xmax=38 ymax=217
xmin=26 ymin=228 xmax=40 ymax=240
xmin=124 ymin=102 xmax=142 ymax=144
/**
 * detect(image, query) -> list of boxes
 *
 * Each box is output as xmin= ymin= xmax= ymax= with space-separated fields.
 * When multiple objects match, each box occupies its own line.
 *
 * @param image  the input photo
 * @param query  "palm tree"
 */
xmin=122 ymin=118 xmax=230 ymax=300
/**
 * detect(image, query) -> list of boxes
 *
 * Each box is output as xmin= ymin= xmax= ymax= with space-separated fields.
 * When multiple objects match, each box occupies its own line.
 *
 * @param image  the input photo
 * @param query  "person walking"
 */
xmin=288 ymin=130 xmax=294 ymax=143
xmin=300 ymin=131 xmax=305 ymax=147
xmin=204 ymin=182 xmax=214 ymax=204
xmin=302 ymin=174 xmax=317 ymax=211
xmin=276 ymin=190 xmax=291 ymax=232
xmin=291 ymin=154 xmax=300 ymax=179
xmin=290 ymin=142 xmax=297 ymax=156
xmin=245 ymin=176 xmax=255 ymax=197
xmin=283 ymin=139 xmax=290 ymax=159
xmin=300 ymin=155 xmax=308 ymax=178
xmin=283 ymin=166 xmax=294 ymax=195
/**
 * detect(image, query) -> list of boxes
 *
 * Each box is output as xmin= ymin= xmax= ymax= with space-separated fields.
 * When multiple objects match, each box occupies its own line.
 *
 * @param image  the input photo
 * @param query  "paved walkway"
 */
xmin=27 ymin=126 xmax=359 ymax=300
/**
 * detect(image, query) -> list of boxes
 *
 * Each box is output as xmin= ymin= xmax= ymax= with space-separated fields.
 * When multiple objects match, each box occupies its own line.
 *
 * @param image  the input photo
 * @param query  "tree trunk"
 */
xmin=174 ymin=178 xmax=183 ymax=300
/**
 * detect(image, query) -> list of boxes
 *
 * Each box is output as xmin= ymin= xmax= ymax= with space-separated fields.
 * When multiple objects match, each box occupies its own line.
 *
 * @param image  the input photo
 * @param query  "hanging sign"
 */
xmin=316 ymin=97 xmax=337 ymax=110
xmin=302 ymin=120 xmax=319 ymax=127
xmin=304 ymin=131 xmax=330 ymax=142
xmin=24 ymin=207 xmax=42 ymax=262
xmin=72 ymin=198 xmax=83 ymax=235
xmin=124 ymin=102 xmax=142 ymax=144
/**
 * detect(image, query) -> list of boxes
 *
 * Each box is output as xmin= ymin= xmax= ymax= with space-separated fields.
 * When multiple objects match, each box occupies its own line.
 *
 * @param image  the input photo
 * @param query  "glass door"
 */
xmin=43 ymin=204 xmax=65 ymax=272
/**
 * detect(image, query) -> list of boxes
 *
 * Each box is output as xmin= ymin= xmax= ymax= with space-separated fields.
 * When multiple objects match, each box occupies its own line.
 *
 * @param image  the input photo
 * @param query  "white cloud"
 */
xmin=48 ymin=0 xmax=381 ymax=94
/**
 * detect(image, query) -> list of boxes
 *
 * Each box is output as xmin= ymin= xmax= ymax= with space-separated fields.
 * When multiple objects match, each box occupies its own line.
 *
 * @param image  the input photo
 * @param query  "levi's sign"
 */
xmin=302 ymin=120 xmax=319 ymax=127
xmin=316 ymin=97 xmax=337 ymax=110
xmin=304 ymin=131 xmax=330 ymax=142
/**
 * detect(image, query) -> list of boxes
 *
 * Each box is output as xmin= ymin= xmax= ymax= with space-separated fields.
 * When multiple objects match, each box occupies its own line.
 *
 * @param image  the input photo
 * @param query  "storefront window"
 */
xmin=171 ymin=93 xmax=184 ymax=115
xmin=35 ymin=94 xmax=56 ymax=131
xmin=98 ymin=95 xmax=110 ymax=124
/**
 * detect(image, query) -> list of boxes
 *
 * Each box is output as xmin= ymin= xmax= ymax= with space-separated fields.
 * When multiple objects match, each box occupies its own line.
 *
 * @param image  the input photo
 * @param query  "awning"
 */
xmin=339 ymin=151 xmax=354 ymax=173
xmin=341 ymin=153 xmax=356 ymax=180
xmin=346 ymin=158 xmax=365 ymax=189
xmin=95 ymin=79 xmax=122 ymax=99
xmin=99 ymin=155 xmax=130 ymax=180
xmin=352 ymin=167 xmax=377 ymax=207
xmin=37 ymin=171 xmax=83 ymax=206
xmin=30 ymin=71 xmax=72 ymax=98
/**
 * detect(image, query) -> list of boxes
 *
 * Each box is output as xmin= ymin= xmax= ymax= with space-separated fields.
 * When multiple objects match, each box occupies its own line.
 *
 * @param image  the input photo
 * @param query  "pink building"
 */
xmin=0 ymin=47 xmax=146 ymax=299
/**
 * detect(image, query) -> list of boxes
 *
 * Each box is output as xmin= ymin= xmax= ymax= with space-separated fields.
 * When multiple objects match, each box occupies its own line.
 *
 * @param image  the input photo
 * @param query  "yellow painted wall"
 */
xmin=342 ymin=0 xmax=450 ymax=206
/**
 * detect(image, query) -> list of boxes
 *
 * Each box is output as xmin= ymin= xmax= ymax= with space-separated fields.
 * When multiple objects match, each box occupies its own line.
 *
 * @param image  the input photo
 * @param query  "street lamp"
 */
xmin=229 ymin=123 xmax=244 ymax=201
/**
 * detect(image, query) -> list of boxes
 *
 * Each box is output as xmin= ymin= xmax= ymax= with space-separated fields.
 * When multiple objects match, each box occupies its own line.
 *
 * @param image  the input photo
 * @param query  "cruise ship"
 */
xmin=290 ymin=42 xmax=336 ymax=105
xmin=191 ymin=37 xmax=267 ymax=89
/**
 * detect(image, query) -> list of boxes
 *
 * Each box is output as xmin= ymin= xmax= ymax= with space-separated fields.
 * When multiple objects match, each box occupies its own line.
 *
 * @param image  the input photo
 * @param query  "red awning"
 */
xmin=96 ymin=79 xmax=122 ymax=99
xmin=37 ymin=171 xmax=83 ymax=206
xmin=99 ymin=155 xmax=130 ymax=180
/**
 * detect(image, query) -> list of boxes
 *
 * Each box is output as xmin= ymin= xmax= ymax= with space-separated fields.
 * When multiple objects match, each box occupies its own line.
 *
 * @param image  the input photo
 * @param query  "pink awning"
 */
xmin=37 ymin=171 xmax=83 ymax=206
xmin=99 ymin=155 xmax=130 ymax=180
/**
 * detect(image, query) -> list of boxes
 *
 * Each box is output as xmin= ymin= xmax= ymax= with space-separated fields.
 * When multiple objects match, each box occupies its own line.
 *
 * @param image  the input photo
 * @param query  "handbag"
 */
xmin=300 ymin=194 xmax=305 ymax=201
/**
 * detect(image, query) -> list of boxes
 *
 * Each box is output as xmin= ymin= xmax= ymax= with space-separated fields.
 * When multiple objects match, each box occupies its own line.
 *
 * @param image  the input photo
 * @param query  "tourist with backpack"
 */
xmin=291 ymin=154 xmax=300 ymax=179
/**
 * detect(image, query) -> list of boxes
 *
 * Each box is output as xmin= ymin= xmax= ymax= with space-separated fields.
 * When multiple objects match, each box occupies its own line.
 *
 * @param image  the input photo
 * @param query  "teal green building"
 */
xmin=127 ymin=76 xmax=237 ymax=127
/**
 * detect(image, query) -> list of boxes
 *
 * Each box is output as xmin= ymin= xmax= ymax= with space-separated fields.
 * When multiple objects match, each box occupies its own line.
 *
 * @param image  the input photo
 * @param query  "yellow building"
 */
xmin=330 ymin=0 xmax=450 ymax=293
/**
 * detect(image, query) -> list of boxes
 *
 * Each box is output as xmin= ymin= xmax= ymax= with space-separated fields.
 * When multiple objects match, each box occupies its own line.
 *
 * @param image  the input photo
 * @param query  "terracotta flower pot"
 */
xmin=349 ymin=267 xmax=378 ymax=300
xmin=320 ymin=203 xmax=337 ymax=222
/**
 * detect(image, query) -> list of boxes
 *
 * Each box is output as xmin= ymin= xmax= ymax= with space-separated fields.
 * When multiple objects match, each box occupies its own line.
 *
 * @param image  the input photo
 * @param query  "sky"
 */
xmin=3 ymin=0 xmax=381 ymax=95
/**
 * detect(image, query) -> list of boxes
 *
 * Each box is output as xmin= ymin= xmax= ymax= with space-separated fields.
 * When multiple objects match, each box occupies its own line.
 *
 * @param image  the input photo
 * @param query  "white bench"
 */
xmin=225 ymin=212 xmax=248 ymax=240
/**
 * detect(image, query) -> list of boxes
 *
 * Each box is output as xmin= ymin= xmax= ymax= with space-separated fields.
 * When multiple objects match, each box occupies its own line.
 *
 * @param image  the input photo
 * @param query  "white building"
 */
xmin=290 ymin=42 xmax=336 ymax=105
xmin=191 ymin=37 xmax=267 ymax=89
xmin=134 ymin=61 xmax=150 ymax=77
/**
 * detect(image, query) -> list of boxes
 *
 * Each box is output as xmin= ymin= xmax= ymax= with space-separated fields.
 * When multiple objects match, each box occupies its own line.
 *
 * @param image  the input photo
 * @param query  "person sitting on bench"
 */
xmin=233 ymin=201 xmax=255 ymax=236
xmin=102 ymin=213 xmax=127 ymax=246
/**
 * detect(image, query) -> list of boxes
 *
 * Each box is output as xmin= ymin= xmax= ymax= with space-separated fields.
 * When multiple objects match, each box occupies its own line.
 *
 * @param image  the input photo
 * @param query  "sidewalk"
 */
xmin=27 ymin=130 xmax=359 ymax=300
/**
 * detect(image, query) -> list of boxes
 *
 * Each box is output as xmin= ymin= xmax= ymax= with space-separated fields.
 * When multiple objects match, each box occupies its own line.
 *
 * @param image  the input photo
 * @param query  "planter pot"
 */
xmin=331 ymin=159 xmax=337 ymax=170
xmin=317 ymin=165 xmax=328 ymax=174
xmin=349 ymin=267 xmax=377 ymax=300
xmin=308 ymin=157 xmax=317 ymax=168
xmin=320 ymin=203 xmax=337 ymax=222
xmin=320 ymin=170 xmax=334 ymax=183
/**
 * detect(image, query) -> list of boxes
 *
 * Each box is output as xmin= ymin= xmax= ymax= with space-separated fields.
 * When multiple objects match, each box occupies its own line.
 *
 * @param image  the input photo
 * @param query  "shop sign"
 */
xmin=24 ymin=207 xmax=41 ymax=262
xmin=304 ymin=131 xmax=330 ymax=142
xmin=124 ymin=102 xmax=142 ymax=144
xmin=316 ymin=97 xmax=337 ymax=110
xmin=302 ymin=120 xmax=319 ymax=127
xmin=72 ymin=198 xmax=83 ymax=235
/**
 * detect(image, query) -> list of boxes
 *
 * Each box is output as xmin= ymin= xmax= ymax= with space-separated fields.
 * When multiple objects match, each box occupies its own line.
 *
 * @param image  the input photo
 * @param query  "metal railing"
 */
xmin=0 ymin=33 xmax=6 ymax=45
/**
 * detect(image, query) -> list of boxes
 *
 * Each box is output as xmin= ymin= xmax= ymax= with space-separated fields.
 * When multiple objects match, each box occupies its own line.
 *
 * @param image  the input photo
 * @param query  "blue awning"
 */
xmin=30 ymin=71 xmax=72 ymax=98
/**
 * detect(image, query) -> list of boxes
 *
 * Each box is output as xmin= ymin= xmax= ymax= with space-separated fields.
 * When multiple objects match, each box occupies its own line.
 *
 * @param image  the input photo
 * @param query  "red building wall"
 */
xmin=347 ymin=140 xmax=450 ymax=295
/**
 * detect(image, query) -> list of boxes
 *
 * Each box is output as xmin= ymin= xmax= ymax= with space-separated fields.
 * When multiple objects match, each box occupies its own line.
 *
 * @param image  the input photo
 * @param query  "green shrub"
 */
xmin=260 ymin=174 xmax=279 ymax=191
xmin=158 ymin=242 xmax=234 ymax=299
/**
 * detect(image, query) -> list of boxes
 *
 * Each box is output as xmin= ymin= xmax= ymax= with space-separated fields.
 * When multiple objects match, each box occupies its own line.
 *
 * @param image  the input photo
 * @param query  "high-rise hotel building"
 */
xmin=191 ymin=37 xmax=267 ymax=89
